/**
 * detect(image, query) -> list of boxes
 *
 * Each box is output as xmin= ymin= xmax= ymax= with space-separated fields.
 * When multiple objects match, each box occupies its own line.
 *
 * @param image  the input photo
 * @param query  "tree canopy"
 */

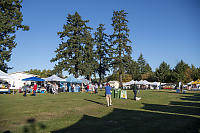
xmin=25 ymin=69 xmax=54 ymax=78
xmin=51 ymin=12 xmax=93 ymax=78
xmin=49 ymin=10 xmax=199 ymax=85
xmin=94 ymin=24 xmax=111 ymax=85
xmin=155 ymin=61 xmax=171 ymax=83
xmin=111 ymin=10 xmax=132 ymax=87
xmin=0 ymin=0 xmax=29 ymax=72
xmin=173 ymin=60 xmax=192 ymax=84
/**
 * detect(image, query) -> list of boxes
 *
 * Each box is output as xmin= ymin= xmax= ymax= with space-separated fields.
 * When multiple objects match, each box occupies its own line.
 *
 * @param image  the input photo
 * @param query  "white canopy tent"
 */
xmin=123 ymin=80 xmax=161 ymax=89
xmin=0 ymin=70 xmax=14 ymax=94
xmin=135 ymin=80 xmax=150 ymax=85
xmin=123 ymin=80 xmax=137 ymax=86
xmin=0 ymin=70 xmax=13 ymax=82
xmin=150 ymin=82 xmax=161 ymax=86
xmin=44 ymin=75 xmax=65 ymax=82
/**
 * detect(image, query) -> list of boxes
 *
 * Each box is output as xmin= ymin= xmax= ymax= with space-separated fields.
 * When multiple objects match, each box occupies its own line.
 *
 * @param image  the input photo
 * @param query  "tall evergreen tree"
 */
xmin=126 ymin=59 xmax=140 ymax=80
xmin=191 ymin=64 xmax=200 ymax=81
xmin=52 ymin=64 xmax=64 ymax=77
xmin=155 ymin=61 xmax=171 ymax=83
xmin=81 ymin=30 xmax=96 ymax=81
xmin=137 ymin=53 xmax=146 ymax=75
xmin=141 ymin=63 xmax=152 ymax=80
xmin=0 ymin=0 xmax=29 ymax=72
xmin=111 ymin=10 xmax=132 ymax=87
xmin=144 ymin=64 xmax=152 ymax=73
xmin=137 ymin=53 xmax=152 ymax=80
xmin=173 ymin=60 xmax=191 ymax=84
xmin=197 ymin=67 xmax=200 ymax=80
xmin=51 ymin=12 xmax=92 ymax=78
xmin=94 ymin=24 xmax=111 ymax=86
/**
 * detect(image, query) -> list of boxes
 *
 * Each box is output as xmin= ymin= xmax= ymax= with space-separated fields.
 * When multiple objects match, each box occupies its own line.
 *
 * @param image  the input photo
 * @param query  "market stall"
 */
xmin=66 ymin=75 xmax=82 ymax=92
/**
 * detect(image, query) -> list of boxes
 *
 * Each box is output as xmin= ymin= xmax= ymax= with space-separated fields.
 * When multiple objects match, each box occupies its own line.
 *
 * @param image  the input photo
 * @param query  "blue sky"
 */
xmin=8 ymin=0 xmax=200 ymax=74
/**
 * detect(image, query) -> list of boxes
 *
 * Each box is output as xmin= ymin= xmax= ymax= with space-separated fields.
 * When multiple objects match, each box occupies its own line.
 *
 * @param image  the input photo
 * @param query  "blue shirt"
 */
xmin=105 ymin=86 xmax=111 ymax=95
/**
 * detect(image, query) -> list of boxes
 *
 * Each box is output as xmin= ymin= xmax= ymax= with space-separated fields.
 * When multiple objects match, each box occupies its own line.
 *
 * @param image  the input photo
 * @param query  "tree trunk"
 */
xmin=75 ymin=63 xmax=78 ymax=78
xmin=89 ymin=72 xmax=92 ymax=82
xmin=99 ymin=73 xmax=102 ymax=87
xmin=119 ymin=69 xmax=123 ymax=88
xmin=119 ymin=44 xmax=123 ymax=88
xmin=98 ymin=58 xmax=102 ymax=87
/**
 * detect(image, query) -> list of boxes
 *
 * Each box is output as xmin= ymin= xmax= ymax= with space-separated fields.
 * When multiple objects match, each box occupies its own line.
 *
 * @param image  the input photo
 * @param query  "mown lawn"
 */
xmin=0 ymin=90 xmax=199 ymax=133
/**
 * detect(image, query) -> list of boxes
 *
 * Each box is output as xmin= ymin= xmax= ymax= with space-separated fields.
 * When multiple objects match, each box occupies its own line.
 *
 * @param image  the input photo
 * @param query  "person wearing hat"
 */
xmin=105 ymin=83 xmax=112 ymax=107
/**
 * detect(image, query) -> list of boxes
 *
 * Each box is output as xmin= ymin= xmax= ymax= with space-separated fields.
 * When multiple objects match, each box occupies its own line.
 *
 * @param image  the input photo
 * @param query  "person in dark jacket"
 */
xmin=180 ymin=84 xmax=183 ymax=93
xmin=131 ymin=84 xmax=138 ymax=100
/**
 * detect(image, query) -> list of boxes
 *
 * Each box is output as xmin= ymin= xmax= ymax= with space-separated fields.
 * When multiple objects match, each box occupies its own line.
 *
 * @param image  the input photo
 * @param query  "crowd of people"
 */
xmin=21 ymin=82 xmax=39 ymax=96
xmin=21 ymin=82 xmax=102 ymax=96
xmin=20 ymin=81 xmax=143 ymax=108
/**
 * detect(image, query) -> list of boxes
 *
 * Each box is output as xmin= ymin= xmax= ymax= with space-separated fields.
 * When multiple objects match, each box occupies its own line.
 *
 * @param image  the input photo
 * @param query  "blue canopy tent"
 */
xmin=66 ymin=76 xmax=82 ymax=83
xmin=66 ymin=76 xmax=82 ymax=92
xmin=22 ymin=77 xmax=45 ymax=81
xmin=80 ymin=78 xmax=89 ymax=84
xmin=22 ymin=77 xmax=45 ymax=93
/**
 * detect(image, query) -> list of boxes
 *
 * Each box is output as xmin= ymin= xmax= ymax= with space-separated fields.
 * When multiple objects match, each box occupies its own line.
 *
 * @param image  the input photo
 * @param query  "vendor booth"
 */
xmin=22 ymin=77 xmax=45 ymax=93
xmin=192 ymin=79 xmax=200 ymax=85
xmin=66 ymin=76 xmax=82 ymax=92
xmin=44 ymin=75 xmax=65 ymax=82
xmin=0 ymin=70 xmax=13 ymax=94
xmin=44 ymin=75 xmax=66 ymax=93
xmin=191 ymin=79 xmax=200 ymax=90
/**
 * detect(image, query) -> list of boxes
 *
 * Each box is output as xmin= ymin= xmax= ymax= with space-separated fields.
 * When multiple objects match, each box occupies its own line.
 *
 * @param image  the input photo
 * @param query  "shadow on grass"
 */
xmin=180 ymin=96 xmax=200 ymax=101
xmin=152 ymin=90 xmax=199 ymax=95
xmin=4 ymin=91 xmax=200 ymax=133
xmin=51 ymin=107 xmax=200 ymax=133
xmin=84 ymin=99 xmax=106 ymax=106
xmin=142 ymin=103 xmax=200 ymax=116
xmin=142 ymin=92 xmax=200 ymax=116
xmin=51 ymin=92 xmax=200 ymax=133
xmin=170 ymin=101 xmax=200 ymax=108
xmin=23 ymin=118 xmax=46 ymax=133
xmin=3 ymin=118 xmax=47 ymax=133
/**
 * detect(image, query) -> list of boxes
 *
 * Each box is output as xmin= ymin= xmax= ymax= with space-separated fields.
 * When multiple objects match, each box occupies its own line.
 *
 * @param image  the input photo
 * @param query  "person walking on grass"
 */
xmin=22 ymin=83 xmax=27 ymax=97
xmin=55 ymin=82 xmax=58 ymax=94
xmin=131 ymin=84 xmax=138 ymax=100
xmin=33 ymin=82 xmax=37 ymax=96
xmin=180 ymin=84 xmax=183 ymax=93
xmin=52 ymin=82 xmax=58 ymax=94
xmin=94 ymin=83 xmax=98 ymax=94
xmin=105 ymin=83 xmax=112 ymax=107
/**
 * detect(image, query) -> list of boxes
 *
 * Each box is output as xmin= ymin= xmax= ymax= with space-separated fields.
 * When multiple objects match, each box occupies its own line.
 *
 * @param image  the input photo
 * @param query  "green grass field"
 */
xmin=0 ymin=90 xmax=200 ymax=133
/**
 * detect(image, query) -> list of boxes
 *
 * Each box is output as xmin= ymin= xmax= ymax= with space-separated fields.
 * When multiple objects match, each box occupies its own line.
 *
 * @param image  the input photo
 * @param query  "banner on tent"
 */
xmin=120 ymin=90 xmax=127 ymax=99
